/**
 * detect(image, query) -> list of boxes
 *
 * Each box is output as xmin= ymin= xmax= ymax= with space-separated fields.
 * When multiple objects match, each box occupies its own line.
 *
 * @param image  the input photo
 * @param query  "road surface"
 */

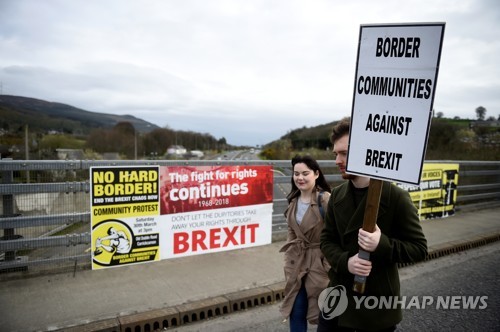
xmin=166 ymin=241 xmax=500 ymax=332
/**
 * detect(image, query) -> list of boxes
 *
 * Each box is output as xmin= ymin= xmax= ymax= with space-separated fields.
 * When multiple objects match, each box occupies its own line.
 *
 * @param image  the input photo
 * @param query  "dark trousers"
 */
xmin=289 ymin=282 xmax=308 ymax=332
xmin=317 ymin=313 xmax=396 ymax=332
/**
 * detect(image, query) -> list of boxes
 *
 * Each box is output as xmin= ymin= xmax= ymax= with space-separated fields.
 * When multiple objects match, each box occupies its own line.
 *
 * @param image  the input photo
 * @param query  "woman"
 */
xmin=280 ymin=155 xmax=332 ymax=331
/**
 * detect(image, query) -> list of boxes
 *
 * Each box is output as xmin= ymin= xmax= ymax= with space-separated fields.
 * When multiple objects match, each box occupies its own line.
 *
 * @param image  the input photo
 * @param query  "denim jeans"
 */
xmin=290 ymin=281 xmax=308 ymax=332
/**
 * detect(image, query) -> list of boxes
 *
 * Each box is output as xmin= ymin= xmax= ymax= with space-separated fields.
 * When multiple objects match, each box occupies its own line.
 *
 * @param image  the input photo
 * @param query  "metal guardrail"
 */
xmin=1 ymin=159 xmax=499 ymax=276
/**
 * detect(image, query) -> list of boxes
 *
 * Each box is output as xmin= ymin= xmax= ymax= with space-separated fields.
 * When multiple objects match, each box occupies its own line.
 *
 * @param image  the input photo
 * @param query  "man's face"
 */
xmin=333 ymin=134 xmax=355 ymax=180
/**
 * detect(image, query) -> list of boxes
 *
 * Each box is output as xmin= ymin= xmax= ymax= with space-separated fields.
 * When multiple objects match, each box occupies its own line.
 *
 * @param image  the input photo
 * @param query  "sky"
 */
xmin=0 ymin=0 xmax=499 ymax=146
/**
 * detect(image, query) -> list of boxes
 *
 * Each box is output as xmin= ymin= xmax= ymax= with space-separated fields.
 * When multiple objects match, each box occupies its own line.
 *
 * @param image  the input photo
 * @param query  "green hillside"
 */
xmin=0 ymin=95 xmax=159 ymax=135
xmin=262 ymin=117 xmax=499 ymax=161
xmin=0 ymin=95 xmax=225 ymax=160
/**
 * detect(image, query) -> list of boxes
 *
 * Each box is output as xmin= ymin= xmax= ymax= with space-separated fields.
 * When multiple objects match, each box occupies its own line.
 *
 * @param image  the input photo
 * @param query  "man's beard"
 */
xmin=341 ymin=172 xmax=356 ymax=180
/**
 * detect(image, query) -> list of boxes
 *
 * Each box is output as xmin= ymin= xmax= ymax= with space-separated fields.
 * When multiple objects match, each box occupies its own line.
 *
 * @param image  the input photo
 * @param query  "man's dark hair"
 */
xmin=330 ymin=117 xmax=351 ymax=144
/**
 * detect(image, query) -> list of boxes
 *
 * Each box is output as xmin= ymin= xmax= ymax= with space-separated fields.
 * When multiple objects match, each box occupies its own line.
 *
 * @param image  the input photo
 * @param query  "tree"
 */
xmin=39 ymin=134 xmax=85 ymax=159
xmin=85 ymin=122 xmax=136 ymax=158
xmin=456 ymin=128 xmax=476 ymax=149
xmin=436 ymin=111 xmax=444 ymax=118
xmin=475 ymin=106 xmax=486 ymax=120
xmin=143 ymin=127 xmax=175 ymax=156
xmin=217 ymin=137 xmax=227 ymax=151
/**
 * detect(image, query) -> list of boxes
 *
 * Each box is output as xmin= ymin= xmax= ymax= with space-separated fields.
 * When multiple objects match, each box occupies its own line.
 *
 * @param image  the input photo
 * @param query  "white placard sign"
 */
xmin=347 ymin=23 xmax=445 ymax=185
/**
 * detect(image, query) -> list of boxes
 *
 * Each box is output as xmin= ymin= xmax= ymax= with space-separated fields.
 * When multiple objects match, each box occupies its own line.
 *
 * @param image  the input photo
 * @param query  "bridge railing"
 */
xmin=1 ymin=159 xmax=499 ymax=277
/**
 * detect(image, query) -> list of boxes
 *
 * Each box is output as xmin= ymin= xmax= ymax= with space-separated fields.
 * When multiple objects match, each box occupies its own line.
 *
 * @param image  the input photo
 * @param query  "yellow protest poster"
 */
xmin=397 ymin=163 xmax=459 ymax=220
xmin=90 ymin=166 xmax=161 ymax=270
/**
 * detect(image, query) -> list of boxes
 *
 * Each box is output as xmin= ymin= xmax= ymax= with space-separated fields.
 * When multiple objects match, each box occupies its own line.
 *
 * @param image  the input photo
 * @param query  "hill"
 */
xmin=262 ymin=117 xmax=499 ymax=161
xmin=0 ymin=95 xmax=159 ymax=135
xmin=278 ymin=121 xmax=336 ymax=150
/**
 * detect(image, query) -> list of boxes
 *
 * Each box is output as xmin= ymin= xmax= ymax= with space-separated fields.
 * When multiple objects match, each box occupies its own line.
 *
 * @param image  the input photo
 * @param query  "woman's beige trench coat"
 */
xmin=279 ymin=190 xmax=331 ymax=324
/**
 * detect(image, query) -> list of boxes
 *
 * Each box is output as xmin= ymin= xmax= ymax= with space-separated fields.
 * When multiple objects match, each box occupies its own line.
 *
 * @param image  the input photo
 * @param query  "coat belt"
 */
xmin=280 ymin=238 xmax=320 ymax=254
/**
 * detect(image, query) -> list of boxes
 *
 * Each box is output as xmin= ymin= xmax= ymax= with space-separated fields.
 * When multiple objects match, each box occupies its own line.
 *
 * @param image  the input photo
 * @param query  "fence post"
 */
xmin=1 ymin=159 xmax=27 ymax=271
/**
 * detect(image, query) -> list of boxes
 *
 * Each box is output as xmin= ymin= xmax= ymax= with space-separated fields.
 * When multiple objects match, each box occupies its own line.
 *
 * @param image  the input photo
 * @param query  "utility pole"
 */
xmin=25 ymin=124 xmax=30 ymax=183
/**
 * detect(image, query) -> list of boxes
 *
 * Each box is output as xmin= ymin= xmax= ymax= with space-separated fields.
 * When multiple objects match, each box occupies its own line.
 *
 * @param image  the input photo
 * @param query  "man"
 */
xmin=95 ymin=227 xmax=131 ymax=255
xmin=317 ymin=117 xmax=428 ymax=331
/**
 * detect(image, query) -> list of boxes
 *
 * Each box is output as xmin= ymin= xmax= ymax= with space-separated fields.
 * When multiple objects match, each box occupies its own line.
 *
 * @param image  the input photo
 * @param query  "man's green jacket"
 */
xmin=320 ymin=181 xmax=428 ymax=331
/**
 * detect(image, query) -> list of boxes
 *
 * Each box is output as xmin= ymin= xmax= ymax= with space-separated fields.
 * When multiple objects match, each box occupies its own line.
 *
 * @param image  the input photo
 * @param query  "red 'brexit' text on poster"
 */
xmin=173 ymin=223 xmax=259 ymax=254
xmin=162 ymin=205 xmax=273 ymax=259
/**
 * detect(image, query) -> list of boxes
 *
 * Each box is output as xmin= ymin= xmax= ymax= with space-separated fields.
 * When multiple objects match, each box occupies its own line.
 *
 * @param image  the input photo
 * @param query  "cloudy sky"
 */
xmin=0 ymin=0 xmax=499 ymax=146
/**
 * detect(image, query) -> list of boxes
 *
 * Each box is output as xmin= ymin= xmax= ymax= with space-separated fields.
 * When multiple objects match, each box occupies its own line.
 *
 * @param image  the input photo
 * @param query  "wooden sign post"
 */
xmin=352 ymin=178 xmax=383 ymax=294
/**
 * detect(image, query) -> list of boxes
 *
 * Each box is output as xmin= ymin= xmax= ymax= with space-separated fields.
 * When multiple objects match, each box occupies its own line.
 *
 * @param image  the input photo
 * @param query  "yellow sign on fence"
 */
xmin=397 ymin=163 xmax=459 ymax=220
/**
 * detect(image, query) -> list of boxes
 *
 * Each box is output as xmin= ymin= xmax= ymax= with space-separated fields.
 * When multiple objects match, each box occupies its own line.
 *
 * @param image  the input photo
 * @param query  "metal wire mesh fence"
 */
xmin=1 ymin=159 xmax=499 ymax=279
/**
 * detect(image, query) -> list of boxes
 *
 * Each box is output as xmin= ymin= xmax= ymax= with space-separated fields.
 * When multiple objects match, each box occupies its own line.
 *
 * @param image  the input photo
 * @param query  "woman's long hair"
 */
xmin=286 ymin=155 xmax=331 ymax=203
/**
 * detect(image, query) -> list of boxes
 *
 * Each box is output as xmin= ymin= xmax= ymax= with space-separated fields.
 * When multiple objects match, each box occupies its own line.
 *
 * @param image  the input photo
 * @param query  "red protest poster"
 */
xmin=158 ymin=165 xmax=274 ymax=258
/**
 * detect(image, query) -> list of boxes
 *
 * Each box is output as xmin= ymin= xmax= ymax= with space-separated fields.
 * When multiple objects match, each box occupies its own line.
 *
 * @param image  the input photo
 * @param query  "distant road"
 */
xmin=209 ymin=149 xmax=258 ymax=161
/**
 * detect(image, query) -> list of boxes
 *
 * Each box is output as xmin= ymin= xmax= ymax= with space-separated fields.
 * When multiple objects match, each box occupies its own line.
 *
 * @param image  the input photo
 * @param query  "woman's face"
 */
xmin=293 ymin=162 xmax=319 ymax=194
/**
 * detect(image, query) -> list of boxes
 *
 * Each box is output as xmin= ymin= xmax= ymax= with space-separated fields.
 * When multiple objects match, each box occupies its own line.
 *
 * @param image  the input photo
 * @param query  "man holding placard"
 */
xmin=317 ymin=22 xmax=444 ymax=331
xmin=317 ymin=117 xmax=427 ymax=331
